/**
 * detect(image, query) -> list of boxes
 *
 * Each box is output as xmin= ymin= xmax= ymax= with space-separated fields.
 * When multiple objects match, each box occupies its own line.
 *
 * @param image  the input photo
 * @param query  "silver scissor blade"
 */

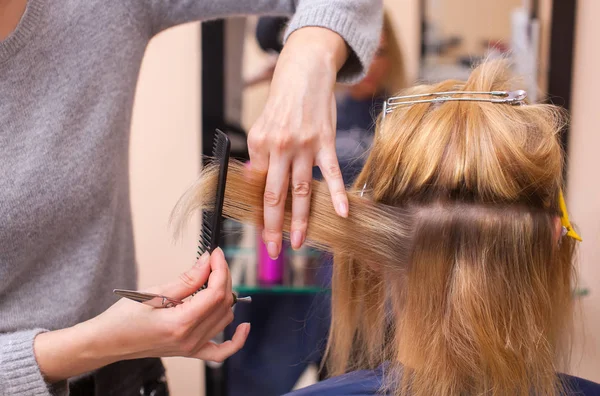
xmin=113 ymin=289 xmax=155 ymax=303
xmin=113 ymin=289 xmax=183 ymax=308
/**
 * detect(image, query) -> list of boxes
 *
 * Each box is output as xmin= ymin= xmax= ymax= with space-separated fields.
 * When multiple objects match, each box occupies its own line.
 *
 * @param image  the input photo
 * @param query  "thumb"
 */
xmin=148 ymin=252 xmax=211 ymax=300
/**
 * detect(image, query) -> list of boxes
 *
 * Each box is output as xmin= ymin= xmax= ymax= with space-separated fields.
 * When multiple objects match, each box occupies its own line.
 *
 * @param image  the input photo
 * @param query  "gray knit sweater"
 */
xmin=0 ymin=0 xmax=381 ymax=395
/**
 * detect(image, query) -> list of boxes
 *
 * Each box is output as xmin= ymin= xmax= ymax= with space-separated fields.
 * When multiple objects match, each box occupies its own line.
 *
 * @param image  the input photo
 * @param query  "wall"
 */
xmin=129 ymin=23 xmax=203 ymax=395
xmin=536 ymin=0 xmax=553 ymax=95
xmin=567 ymin=0 xmax=600 ymax=383
xmin=430 ymin=0 xmax=522 ymax=55
xmin=385 ymin=0 xmax=421 ymax=84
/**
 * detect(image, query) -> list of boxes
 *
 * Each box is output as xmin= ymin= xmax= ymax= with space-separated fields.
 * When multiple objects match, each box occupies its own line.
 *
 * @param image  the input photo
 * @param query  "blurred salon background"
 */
xmin=129 ymin=0 xmax=600 ymax=394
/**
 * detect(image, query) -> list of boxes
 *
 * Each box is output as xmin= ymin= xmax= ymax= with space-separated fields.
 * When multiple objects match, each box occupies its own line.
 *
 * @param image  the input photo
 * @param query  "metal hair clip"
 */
xmin=360 ymin=182 xmax=367 ymax=197
xmin=383 ymin=90 xmax=527 ymax=116
xmin=361 ymin=90 xmax=529 ymax=198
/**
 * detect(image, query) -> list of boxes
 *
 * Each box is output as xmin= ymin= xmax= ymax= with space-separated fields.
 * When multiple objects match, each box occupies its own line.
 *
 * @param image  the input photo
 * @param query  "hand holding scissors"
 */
xmin=97 ymin=248 xmax=251 ymax=363
xmin=113 ymin=287 xmax=251 ymax=309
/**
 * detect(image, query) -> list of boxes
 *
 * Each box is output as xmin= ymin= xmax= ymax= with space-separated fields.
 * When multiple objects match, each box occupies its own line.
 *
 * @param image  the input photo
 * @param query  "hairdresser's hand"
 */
xmin=35 ymin=248 xmax=250 ymax=383
xmin=97 ymin=248 xmax=249 ymax=361
xmin=248 ymin=27 xmax=350 ymax=258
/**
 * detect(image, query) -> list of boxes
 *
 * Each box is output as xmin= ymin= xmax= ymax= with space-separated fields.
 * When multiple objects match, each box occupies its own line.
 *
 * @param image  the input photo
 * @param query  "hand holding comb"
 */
xmin=113 ymin=129 xmax=250 ymax=308
xmin=194 ymin=129 xmax=251 ymax=305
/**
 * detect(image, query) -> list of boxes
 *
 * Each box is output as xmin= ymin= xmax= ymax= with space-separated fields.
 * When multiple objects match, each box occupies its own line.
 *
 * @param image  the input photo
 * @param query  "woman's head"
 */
xmin=349 ymin=10 xmax=406 ymax=99
xmin=172 ymin=60 xmax=577 ymax=396
xmin=332 ymin=60 xmax=577 ymax=396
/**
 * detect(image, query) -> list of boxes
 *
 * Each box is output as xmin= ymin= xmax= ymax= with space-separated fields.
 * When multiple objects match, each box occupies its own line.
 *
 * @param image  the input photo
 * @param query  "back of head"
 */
xmin=328 ymin=60 xmax=576 ymax=396
xmin=171 ymin=60 xmax=578 ymax=396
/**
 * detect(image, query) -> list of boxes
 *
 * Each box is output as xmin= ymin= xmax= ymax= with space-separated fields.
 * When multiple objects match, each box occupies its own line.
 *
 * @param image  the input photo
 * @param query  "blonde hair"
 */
xmin=172 ymin=60 xmax=576 ymax=396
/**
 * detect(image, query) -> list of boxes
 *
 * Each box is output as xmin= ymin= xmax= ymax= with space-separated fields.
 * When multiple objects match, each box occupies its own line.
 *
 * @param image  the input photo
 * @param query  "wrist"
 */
xmin=34 ymin=319 xmax=122 ymax=383
xmin=75 ymin=317 xmax=124 ymax=367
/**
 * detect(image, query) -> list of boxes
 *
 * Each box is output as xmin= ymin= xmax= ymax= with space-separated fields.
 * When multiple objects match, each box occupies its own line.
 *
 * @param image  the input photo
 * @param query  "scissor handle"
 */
xmin=192 ymin=286 xmax=251 ymax=306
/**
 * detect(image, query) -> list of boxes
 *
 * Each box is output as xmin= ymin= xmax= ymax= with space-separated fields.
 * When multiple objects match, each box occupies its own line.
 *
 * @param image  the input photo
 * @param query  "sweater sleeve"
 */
xmin=283 ymin=0 xmax=383 ymax=83
xmin=125 ymin=0 xmax=382 ymax=83
xmin=0 ymin=330 xmax=67 ymax=396
xmin=125 ymin=0 xmax=297 ymax=37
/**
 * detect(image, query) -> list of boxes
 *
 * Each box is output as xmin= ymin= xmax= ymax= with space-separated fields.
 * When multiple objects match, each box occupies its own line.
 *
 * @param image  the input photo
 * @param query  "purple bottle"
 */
xmin=257 ymin=235 xmax=284 ymax=285
xmin=245 ymin=160 xmax=285 ymax=286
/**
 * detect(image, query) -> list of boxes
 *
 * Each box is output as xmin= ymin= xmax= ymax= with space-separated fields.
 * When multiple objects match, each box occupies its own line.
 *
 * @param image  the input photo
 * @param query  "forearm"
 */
xmin=34 ymin=319 xmax=120 ymax=384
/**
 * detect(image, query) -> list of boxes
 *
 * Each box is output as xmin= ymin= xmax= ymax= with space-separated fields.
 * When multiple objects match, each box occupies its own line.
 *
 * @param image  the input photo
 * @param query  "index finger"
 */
xmin=247 ymin=124 xmax=269 ymax=174
xmin=262 ymin=153 xmax=291 ymax=259
xmin=204 ymin=247 xmax=230 ymax=293
xmin=164 ymin=249 xmax=233 ymax=323
xmin=316 ymin=147 xmax=348 ymax=218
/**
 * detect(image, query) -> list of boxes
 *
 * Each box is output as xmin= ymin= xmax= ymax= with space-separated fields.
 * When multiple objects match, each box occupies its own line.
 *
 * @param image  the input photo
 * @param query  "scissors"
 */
xmin=113 ymin=288 xmax=251 ymax=308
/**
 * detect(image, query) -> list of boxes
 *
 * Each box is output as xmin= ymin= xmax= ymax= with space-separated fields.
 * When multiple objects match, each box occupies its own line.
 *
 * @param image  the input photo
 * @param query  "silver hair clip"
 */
xmin=360 ymin=90 xmax=528 ymax=199
xmin=384 ymin=90 xmax=527 ymax=117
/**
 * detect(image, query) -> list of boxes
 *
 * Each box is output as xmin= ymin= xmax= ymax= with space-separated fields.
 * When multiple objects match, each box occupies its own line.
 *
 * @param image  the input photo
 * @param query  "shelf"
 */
xmin=234 ymin=285 xmax=329 ymax=294
xmin=222 ymin=246 xmax=323 ymax=258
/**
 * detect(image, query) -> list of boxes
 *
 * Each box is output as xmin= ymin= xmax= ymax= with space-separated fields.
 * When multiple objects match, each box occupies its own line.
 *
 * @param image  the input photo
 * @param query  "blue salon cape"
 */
xmin=285 ymin=367 xmax=600 ymax=396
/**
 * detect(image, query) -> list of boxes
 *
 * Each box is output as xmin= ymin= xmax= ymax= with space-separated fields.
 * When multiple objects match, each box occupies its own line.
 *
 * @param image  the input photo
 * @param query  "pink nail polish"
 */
xmin=267 ymin=242 xmax=279 ymax=259
xmin=338 ymin=201 xmax=348 ymax=217
xmin=291 ymin=230 xmax=303 ymax=248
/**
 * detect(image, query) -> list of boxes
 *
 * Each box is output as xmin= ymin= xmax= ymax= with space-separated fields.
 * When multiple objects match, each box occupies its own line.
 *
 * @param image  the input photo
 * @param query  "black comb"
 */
xmin=195 ymin=129 xmax=251 ymax=304
xmin=198 ymin=129 xmax=230 ymax=257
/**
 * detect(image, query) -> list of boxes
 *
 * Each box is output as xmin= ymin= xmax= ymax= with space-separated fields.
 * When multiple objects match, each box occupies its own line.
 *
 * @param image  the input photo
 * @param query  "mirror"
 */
xmin=198 ymin=1 xmax=577 ymax=394
xmin=420 ymin=0 xmax=549 ymax=103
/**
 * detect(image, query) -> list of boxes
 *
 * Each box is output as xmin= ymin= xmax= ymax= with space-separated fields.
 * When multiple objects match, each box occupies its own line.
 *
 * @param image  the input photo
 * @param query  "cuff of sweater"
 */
xmin=284 ymin=6 xmax=377 ymax=84
xmin=0 ymin=329 xmax=64 ymax=396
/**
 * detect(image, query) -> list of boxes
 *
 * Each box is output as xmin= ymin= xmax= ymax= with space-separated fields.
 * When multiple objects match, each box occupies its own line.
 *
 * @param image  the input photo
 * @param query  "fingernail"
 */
xmin=267 ymin=242 xmax=279 ymax=259
xmin=291 ymin=230 xmax=303 ymax=249
xmin=195 ymin=251 xmax=210 ymax=267
xmin=337 ymin=201 xmax=348 ymax=217
xmin=244 ymin=322 xmax=251 ymax=336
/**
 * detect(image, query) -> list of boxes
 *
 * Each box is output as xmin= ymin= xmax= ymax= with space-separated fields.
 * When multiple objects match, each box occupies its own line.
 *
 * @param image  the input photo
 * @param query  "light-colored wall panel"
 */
xmin=567 ymin=0 xmax=600 ymax=383
xmin=129 ymin=23 xmax=203 ymax=396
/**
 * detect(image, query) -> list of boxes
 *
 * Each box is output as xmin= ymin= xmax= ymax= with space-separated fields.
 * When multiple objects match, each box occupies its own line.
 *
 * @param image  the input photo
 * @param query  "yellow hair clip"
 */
xmin=559 ymin=189 xmax=582 ymax=241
